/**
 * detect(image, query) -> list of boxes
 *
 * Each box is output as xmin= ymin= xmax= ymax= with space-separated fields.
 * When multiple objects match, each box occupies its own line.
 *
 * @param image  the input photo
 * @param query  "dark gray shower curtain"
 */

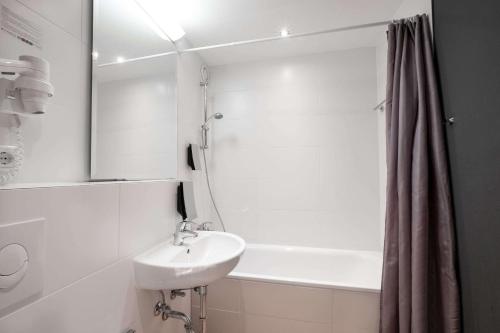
xmin=380 ymin=15 xmax=461 ymax=333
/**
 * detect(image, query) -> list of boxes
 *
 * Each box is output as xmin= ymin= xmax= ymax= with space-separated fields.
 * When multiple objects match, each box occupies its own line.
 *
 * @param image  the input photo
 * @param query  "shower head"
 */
xmin=202 ymin=113 xmax=223 ymax=128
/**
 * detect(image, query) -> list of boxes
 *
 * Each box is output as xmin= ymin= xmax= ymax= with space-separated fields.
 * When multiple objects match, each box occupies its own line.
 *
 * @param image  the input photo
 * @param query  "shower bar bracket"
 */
xmin=373 ymin=99 xmax=386 ymax=111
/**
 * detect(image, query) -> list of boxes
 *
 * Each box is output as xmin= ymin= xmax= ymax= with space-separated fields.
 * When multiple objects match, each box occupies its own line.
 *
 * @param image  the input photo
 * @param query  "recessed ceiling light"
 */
xmin=92 ymin=51 xmax=99 ymax=60
xmin=116 ymin=56 xmax=125 ymax=63
xmin=280 ymin=28 xmax=289 ymax=37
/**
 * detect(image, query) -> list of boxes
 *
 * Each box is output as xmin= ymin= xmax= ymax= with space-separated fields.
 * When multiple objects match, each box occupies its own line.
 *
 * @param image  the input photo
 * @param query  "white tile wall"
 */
xmin=0 ymin=185 xmax=120 ymax=295
xmin=0 ymin=1 xmax=433 ymax=331
xmin=0 ymin=10 xmax=207 ymax=328
xmin=0 ymin=258 xmax=188 ymax=333
xmin=0 ymin=0 xmax=91 ymax=183
xmin=244 ymin=315 xmax=331 ymax=333
xmin=192 ymin=307 xmax=242 ymax=333
xmin=208 ymin=48 xmax=382 ymax=250
xmin=332 ymin=289 xmax=380 ymax=333
xmin=192 ymin=277 xmax=380 ymax=333
xmin=0 ymin=260 xmax=139 ymax=333
xmin=192 ymin=278 xmax=241 ymax=312
xmin=118 ymin=181 xmax=178 ymax=257
xmin=93 ymin=74 xmax=177 ymax=180
xmin=0 ymin=181 xmax=188 ymax=332
xmin=241 ymin=280 xmax=333 ymax=323
xmin=0 ymin=2 xmax=207 ymax=330
xmin=177 ymin=52 xmax=212 ymax=222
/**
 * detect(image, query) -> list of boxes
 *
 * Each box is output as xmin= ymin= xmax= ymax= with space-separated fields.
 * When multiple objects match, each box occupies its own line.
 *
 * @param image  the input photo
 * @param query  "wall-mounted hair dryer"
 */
xmin=0 ymin=55 xmax=54 ymax=185
xmin=0 ymin=55 xmax=54 ymax=115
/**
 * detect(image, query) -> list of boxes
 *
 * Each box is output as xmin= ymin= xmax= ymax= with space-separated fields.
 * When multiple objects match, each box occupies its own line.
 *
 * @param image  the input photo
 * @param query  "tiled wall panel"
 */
xmin=0 ymin=181 xmax=187 ymax=333
xmin=192 ymin=277 xmax=380 ymax=333
xmin=209 ymin=48 xmax=381 ymax=250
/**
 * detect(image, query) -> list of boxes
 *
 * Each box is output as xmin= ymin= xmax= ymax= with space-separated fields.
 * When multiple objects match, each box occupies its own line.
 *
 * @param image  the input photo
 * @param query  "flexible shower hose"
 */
xmin=202 ymin=147 xmax=226 ymax=232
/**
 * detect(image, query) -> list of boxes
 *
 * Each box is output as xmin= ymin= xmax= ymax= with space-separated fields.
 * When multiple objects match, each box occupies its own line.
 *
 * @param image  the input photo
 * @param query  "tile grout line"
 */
xmin=192 ymin=306 xmax=334 ymax=326
xmin=117 ymin=184 xmax=121 ymax=258
xmin=0 ymin=254 xmax=132 ymax=321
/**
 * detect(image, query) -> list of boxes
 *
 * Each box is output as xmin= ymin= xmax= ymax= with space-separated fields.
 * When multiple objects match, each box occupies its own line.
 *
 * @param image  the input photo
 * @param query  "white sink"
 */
xmin=134 ymin=231 xmax=245 ymax=290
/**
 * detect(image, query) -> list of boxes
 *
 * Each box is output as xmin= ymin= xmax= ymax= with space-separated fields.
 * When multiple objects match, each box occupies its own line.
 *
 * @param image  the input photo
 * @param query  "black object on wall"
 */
xmin=187 ymin=143 xmax=202 ymax=171
xmin=176 ymin=181 xmax=198 ymax=221
xmin=433 ymin=0 xmax=500 ymax=331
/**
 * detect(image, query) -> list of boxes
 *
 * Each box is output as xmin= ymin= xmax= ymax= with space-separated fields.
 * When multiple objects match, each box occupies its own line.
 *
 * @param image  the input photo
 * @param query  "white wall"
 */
xmin=375 ymin=45 xmax=388 ymax=249
xmin=0 ymin=181 xmax=190 ymax=333
xmin=0 ymin=44 xmax=209 ymax=333
xmin=93 ymin=74 xmax=177 ymax=180
xmin=208 ymin=48 xmax=381 ymax=251
xmin=0 ymin=0 xmax=91 ymax=183
xmin=0 ymin=2 xmax=211 ymax=332
xmin=0 ymin=43 xmax=208 ymax=333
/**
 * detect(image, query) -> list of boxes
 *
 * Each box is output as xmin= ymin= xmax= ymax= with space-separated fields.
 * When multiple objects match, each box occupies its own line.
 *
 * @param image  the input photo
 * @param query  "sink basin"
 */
xmin=134 ymin=231 xmax=245 ymax=290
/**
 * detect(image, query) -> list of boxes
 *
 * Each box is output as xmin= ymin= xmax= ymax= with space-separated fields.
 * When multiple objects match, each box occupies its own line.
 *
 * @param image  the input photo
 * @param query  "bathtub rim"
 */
xmin=228 ymin=243 xmax=382 ymax=293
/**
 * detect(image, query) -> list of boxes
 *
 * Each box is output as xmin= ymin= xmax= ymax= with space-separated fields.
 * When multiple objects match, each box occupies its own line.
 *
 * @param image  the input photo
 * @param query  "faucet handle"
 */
xmin=197 ymin=222 xmax=213 ymax=231
xmin=178 ymin=220 xmax=199 ymax=231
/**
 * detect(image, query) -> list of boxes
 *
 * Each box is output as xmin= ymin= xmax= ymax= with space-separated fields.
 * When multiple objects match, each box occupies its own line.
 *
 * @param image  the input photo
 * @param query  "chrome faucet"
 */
xmin=173 ymin=221 xmax=198 ymax=246
xmin=173 ymin=221 xmax=214 ymax=246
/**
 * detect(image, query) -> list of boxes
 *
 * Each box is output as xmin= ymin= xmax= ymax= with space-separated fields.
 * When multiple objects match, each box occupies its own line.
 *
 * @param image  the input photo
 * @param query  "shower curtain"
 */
xmin=380 ymin=15 xmax=461 ymax=333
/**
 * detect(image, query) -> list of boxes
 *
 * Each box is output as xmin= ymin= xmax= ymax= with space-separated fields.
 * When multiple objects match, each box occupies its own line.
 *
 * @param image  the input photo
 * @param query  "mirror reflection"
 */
xmin=91 ymin=0 xmax=178 ymax=180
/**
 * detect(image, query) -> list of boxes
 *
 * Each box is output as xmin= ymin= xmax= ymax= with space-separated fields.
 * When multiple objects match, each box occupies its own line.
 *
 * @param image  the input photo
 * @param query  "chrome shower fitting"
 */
xmin=199 ymin=65 xmax=227 ymax=232
xmin=201 ymin=112 xmax=223 ymax=150
xmin=199 ymin=65 xmax=224 ymax=150
xmin=203 ymin=112 xmax=224 ymax=126
xmin=201 ymin=112 xmax=224 ymax=130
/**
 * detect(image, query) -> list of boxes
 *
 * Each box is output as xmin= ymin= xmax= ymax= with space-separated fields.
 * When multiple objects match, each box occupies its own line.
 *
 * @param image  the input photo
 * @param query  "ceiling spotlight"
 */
xmin=116 ymin=56 xmax=125 ymax=63
xmin=280 ymin=28 xmax=289 ymax=37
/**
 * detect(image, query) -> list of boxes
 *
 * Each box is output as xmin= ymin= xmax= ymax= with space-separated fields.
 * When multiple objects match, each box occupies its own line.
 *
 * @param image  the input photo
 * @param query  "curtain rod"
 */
xmin=98 ymin=19 xmax=392 ymax=67
xmin=98 ymin=51 xmax=178 ymax=67
xmin=182 ymin=20 xmax=392 ymax=53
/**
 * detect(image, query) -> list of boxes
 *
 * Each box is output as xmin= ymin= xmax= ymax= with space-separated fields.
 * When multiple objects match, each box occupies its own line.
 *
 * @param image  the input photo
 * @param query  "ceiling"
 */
xmin=94 ymin=0 xmax=406 ymax=67
xmin=179 ymin=0 xmax=402 ymax=46
xmin=93 ymin=0 xmax=176 ymax=65
xmin=195 ymin=25 xmax=388 ymax=66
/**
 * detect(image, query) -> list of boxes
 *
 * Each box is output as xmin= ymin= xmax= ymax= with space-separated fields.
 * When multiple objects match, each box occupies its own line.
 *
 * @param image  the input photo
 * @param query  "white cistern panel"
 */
xmin=0 ymin=218 xmax=45 ymax=315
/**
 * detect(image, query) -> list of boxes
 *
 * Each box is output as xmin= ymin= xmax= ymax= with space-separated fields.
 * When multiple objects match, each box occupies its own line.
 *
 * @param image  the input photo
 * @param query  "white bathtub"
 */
xmin=192 ymin=244 xmax=383 ymax=333
xmin=229 ymin=243 xmax=383 ymax=292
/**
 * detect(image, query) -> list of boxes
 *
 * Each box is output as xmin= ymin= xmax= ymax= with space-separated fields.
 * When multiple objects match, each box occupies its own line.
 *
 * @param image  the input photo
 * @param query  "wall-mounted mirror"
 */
xmin=91 ymin=0 xmax=178 ymax=180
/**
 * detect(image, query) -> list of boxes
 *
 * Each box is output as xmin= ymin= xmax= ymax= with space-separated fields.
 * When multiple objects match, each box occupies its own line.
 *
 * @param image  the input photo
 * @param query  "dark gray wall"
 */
xmin=433 ymin=0 xmax=500 ymax=332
